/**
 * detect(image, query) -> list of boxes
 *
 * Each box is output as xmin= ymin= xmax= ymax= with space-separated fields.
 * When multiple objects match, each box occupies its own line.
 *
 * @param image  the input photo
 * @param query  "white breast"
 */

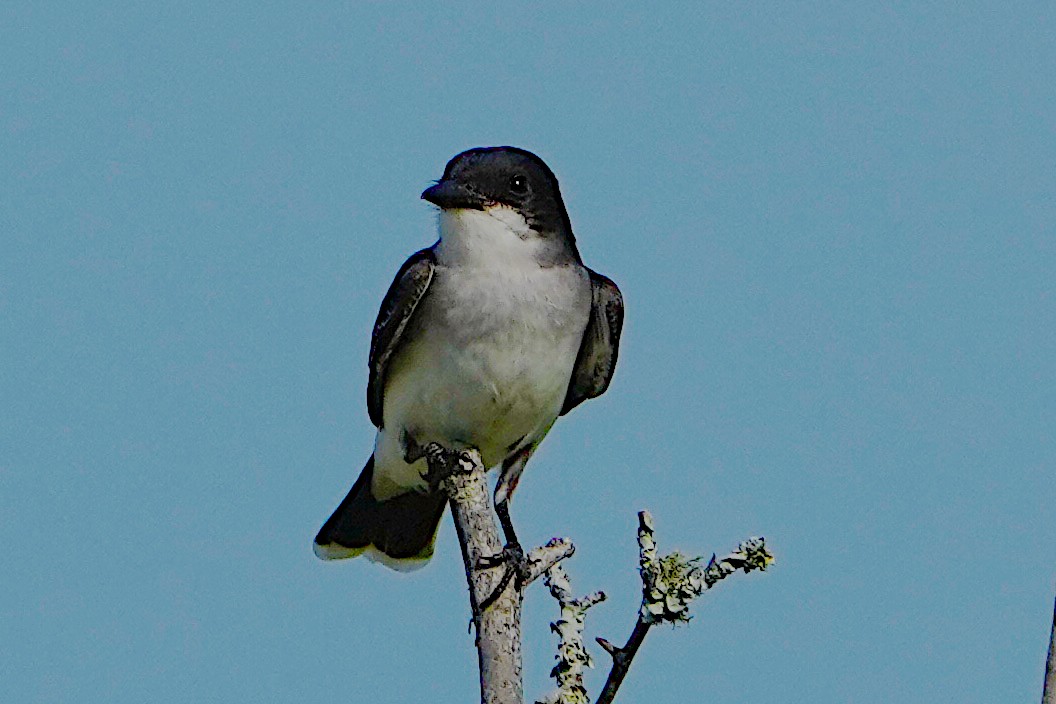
xmin=371 ymin=207 xmax=591 ymax=498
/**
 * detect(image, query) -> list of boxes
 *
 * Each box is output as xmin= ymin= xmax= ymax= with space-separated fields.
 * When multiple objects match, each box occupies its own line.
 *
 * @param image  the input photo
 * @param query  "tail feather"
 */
xmin=313 ymin=456 xmax=447 ymax=570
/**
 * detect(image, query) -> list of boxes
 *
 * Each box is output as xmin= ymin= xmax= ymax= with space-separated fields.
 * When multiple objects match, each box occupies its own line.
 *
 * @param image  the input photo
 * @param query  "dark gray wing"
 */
xmin=366 ymin=247 xmax=436 ymax=428
xmin=561 ymin=269 xmax=624 ymax=415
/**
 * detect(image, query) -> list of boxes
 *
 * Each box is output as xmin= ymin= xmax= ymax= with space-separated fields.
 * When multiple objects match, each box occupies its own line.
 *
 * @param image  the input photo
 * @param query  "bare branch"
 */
xmin=426 ymin=445 xmax=578 ymax=704
xmin=526 ymin=538 xmax=576 ymax=587
xmin=593 ymin=619 xmax=649 ymax=704
xmin=429 ymin=446 xmax=523 ymax=704
xmin=595 ymin=511 xmax=774 ymax=704
xmin=426 ymin=447 xmax=773 ymax=704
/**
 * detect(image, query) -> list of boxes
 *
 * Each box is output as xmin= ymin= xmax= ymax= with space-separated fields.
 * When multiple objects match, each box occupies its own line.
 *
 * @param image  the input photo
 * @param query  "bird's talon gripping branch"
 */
xmin=506 ymin=543 xmax=534 ymax=586
xmin=477 ymin=541 xmax=535 ymax=611
xmin=425 ymin=441 xmax=448 ymax=464
xmin=418 ymin=442 xmax=449 ymax=491
xmin=478 ymin=568 xmax=517 ymax=612
xmin=491 ymin=498 xmax=535 ymax=589
xmin=476 ymin=552 xmax=507 ymax=570
xmin=454 ymin=450 xmax=478 ymax=472
xmin=422 ymin=443 xmax=480 ymax=491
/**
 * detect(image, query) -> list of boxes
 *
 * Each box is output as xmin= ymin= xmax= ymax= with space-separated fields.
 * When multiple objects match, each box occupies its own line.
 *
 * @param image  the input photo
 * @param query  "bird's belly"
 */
xmin=370 ymin=260 xmax=591 ymax=498
xmin=383 ymin=324 xmax=578 ymax=466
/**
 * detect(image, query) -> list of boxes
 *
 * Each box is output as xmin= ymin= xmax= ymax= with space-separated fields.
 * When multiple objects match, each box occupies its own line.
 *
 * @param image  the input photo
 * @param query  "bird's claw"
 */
xmin=477 ymin=540 xmax=533 ymax=611
xmin=502 ymin=540 xmax=533 ymax=585
xmin=420 ymin=442 xmax=452 ymax=490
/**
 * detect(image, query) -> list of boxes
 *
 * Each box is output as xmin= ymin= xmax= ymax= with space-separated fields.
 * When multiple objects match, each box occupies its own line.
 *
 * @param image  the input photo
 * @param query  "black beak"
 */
xmin=421 ymin=180 xmax=487 ymax=210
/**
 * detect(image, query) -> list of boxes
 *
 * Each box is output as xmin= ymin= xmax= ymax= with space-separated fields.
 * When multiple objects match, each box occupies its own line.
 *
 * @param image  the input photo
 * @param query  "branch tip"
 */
xmin=524 ymin=537 xmax=576 ymax=587
xmin=595 ymin=637 xmax=618 ymax=657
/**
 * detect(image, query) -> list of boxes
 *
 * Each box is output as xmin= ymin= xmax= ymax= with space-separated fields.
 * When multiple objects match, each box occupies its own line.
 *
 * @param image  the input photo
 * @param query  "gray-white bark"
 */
xmin=538 ymin=564 xmax=606 ymax=704
xmin=430 ymin=448 xmax=524 ymax=704
xmin=426 ymin=449 xmax=772 ymax=704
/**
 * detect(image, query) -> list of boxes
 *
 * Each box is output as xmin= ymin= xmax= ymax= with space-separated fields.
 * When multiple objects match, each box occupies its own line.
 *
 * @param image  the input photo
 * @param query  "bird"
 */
xmin=313 ymin=146 xmax=623 ymax=571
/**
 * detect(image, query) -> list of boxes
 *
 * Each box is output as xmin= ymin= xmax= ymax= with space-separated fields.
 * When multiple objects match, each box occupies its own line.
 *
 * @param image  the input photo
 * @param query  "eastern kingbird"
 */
xmin=314 ymin=146 xmax=624 ymax=569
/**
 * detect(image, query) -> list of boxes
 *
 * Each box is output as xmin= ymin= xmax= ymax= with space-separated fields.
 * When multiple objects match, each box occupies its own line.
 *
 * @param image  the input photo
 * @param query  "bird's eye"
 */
xmin=509 ymin=174 xmax=527 ymax=194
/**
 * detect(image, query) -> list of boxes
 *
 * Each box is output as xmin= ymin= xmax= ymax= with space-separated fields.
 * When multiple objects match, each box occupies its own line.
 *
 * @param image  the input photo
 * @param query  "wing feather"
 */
xmin=561 ymin=270 xmax=624 ymax=415
xmin=366 ymin=248 xmax=436 ymax=427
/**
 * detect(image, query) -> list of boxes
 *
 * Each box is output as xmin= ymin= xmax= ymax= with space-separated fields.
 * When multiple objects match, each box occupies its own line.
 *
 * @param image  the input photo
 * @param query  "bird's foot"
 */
xmin=420 ymin=442 xmax=454 ymax=490
xmin=476 ymin=496 xmax=533 ymax=609
xmin=420 ymin=443 xmax=480 ymax=491
xmin=477 ymin=539 xmax=533 ymax=611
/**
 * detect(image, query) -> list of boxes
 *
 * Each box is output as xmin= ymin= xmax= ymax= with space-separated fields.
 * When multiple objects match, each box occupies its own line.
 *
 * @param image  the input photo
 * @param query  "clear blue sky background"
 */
xmin=3 ymin=4 xmax=1054 ymax=703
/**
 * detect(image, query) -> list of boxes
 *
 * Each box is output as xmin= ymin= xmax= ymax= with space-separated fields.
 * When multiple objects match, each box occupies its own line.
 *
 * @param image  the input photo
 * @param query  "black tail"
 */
xmin=313 ymin=456 xmax=447 ymax=570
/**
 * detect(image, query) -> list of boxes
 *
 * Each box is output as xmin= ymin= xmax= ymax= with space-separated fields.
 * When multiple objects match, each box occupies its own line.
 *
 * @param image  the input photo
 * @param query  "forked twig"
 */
xmin=594 ymin=511 xmax=774 ymax=704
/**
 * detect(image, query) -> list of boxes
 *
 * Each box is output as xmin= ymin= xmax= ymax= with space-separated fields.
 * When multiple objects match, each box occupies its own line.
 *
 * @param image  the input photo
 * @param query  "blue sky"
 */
xmin=3 ymin=3 xmax=1054 ymax=703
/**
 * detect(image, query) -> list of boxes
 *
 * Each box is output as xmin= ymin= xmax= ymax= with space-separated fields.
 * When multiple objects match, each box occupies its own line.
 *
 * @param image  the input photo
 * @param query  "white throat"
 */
xmin=435 ymin=207 xmax=540 ymax=266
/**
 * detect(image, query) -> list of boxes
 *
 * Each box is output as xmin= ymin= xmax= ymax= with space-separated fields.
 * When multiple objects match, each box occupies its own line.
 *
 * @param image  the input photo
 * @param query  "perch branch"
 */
xmin=425 ymin=445 xmax=576 ymax=704
xmin=427 ymin=446 xmax=522 ymax=704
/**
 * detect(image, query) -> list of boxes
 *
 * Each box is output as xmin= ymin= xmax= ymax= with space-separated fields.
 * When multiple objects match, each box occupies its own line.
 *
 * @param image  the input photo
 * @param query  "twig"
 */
xmin=595 ymin=511 xmax=774 ymax=704
xmin=537 ymin=562 xmax=606 ymax=704
xmin=526 ymin=539 xmax=576 ymax=586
